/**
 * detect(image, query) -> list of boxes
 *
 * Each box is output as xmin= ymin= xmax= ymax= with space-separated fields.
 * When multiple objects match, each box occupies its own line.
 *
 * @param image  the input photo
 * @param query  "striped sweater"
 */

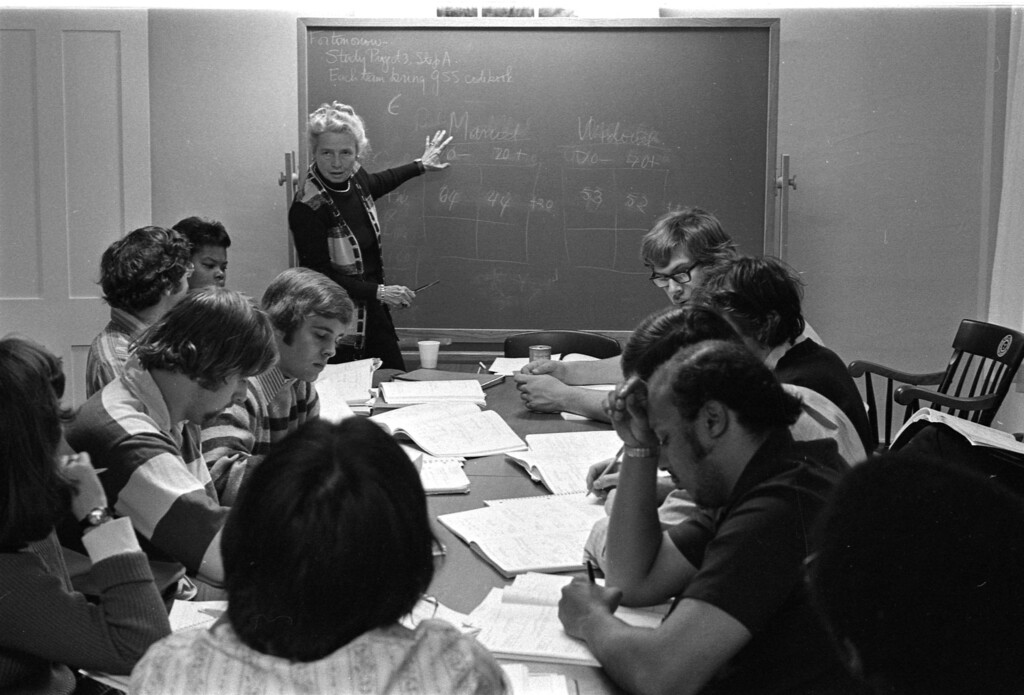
xmin=200 ymin=367 xmax=320 ymax=505
xmin=66 ymin=357 xmax=228 ymax=586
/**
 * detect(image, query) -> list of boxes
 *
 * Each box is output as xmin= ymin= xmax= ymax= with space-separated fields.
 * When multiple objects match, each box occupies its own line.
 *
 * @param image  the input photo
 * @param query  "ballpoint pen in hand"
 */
xmin=588 ymin=448 xmax=623 ymax=496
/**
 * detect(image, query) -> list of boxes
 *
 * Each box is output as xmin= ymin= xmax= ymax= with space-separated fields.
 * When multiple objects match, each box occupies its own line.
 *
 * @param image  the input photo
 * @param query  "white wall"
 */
xmin=149 ymin=9 xmax=302 ymax=301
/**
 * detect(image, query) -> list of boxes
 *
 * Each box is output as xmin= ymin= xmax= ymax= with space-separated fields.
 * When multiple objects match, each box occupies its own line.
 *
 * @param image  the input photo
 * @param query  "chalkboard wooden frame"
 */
xmin=297 ymin=17 xmax=779 ymax=346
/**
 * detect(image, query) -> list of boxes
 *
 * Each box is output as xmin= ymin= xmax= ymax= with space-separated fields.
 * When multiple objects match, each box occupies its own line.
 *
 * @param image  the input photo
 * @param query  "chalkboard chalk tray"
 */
xmin=298 ymin=18 xmax=779 ymax=337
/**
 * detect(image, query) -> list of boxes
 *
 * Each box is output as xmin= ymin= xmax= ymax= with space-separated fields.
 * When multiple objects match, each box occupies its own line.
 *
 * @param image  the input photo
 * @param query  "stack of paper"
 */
xmin=437 ymin=493 xmax=605 ymax=577
xmin=316 ymin=358 xmax=380 ymax=418
xmin=470 ymin=572 xmax=666 ymax=666
xmin=506 ymin=430 xmax=623 ymax=494
xmin=379 ymin=379 xmax=487 ymax=407
xmin=371 ymin=401 xmax=526 ymax=458
xmin=419 ymin=455 xmax=471 ymax=494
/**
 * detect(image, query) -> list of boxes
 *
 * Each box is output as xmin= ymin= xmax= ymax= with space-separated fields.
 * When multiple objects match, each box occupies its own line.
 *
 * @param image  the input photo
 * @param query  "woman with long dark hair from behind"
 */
xmin=0 ymin=335 xmax=169 ymax=694
xmin=131 ymin=417 xmax=507 ymax=694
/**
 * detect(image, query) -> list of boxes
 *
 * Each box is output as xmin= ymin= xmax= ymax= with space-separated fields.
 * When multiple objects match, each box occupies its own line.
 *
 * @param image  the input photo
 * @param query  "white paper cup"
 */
xmin=418 ymin=340 xmax=440 ymax=368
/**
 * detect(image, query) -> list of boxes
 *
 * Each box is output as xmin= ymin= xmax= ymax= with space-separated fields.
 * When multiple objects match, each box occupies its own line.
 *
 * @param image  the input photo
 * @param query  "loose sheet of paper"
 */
xmin=380 ymin=379 xmax=486 ymax=405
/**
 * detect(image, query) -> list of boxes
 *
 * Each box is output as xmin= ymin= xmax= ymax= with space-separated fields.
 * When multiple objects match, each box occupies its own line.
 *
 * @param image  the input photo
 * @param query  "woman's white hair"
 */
xmin=307 ymin=101 xmax=370 ymax=156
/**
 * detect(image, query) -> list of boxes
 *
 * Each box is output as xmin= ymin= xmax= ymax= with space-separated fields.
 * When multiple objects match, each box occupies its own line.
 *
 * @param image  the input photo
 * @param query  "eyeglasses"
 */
xmin=648 ymin=261 xmax=700 ymax=288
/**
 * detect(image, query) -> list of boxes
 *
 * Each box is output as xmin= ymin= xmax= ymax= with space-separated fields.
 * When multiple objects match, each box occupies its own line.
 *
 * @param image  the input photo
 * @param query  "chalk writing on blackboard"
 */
xmin=301 ymin=20 xmax=776 ymax=330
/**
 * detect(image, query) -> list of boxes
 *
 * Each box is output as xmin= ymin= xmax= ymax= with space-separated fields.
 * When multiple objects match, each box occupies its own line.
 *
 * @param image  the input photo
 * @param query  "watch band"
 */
xmin=79 ymin=507 xmax=112 ymax=530
xmin=623 ymin=446 xmax=659 ymax=459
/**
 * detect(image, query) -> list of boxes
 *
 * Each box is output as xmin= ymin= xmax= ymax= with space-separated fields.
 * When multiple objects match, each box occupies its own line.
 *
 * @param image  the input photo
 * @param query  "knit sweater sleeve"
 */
xmin=0 ymin=546 xmax=170 ymax=677
xmin=363 ymin=161 xmax=423 ymax=199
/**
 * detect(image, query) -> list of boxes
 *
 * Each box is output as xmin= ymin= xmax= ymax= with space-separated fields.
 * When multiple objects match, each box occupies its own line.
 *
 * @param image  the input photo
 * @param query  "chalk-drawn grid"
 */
xmin=420 ymin=157 xmax=535 ymax=264
xmin=400 ymin=139 xmax=672 ymax=274
xmin=560 ymin=166 xmax=671 ymax=273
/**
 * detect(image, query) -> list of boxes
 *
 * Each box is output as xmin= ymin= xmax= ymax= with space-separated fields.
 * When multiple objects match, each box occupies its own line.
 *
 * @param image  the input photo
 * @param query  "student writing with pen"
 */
xmin=200 ymin=268 xmax=354 ymax=505
xmin=558 ymin=341 xmax=858 ymax=695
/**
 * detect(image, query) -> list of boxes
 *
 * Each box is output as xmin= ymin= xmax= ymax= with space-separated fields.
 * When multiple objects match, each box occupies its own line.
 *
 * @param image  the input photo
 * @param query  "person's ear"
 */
xmin=700 ymin=400 xmax=729 ymax=440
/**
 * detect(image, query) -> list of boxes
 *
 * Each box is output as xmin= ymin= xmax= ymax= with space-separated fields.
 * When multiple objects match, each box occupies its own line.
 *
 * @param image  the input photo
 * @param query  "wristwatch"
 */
xmin=79 ymin=506 xmax=112 ymax=530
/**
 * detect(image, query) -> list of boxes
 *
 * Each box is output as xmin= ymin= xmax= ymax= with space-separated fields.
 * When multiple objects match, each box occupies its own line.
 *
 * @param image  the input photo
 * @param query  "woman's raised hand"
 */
xmin=420 ymin=130 xmax=453 ymax=170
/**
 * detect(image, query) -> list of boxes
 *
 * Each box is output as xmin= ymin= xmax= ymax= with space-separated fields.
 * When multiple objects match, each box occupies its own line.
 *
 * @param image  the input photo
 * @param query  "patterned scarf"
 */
xmin=297 ymin=164 xmax=385 ymax=351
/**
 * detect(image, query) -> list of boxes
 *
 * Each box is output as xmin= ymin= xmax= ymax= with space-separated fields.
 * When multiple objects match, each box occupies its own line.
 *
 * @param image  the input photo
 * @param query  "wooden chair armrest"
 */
xmin=893 ymin=386 xmax=1000 ymax=412
xmin=848 ymin=359 xmax=945 ymax=386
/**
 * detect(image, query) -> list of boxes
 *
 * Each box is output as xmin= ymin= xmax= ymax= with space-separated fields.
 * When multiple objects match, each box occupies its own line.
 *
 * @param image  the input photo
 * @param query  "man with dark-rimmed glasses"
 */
xmin=514 ymin=207 xmax=738 ymax=421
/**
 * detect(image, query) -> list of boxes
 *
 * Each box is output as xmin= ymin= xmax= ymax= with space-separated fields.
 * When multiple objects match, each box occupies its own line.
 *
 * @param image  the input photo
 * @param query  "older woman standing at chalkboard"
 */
xmin=289 ymin=101 xmax=451 ymax=370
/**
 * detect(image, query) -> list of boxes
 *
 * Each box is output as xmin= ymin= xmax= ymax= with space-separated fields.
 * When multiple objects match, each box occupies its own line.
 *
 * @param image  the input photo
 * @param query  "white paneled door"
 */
xmin=0 ymin=9 xmax=152 ymax=406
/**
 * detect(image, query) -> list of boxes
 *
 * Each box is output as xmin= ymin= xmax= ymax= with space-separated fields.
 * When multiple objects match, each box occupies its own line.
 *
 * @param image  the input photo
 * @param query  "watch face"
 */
xmin=87 ymin=508 xmax=110 ymax=526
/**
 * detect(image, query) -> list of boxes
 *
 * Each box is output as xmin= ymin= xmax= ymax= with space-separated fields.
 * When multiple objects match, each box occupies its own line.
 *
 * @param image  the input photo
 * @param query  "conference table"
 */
xmin=399 ymin=370 xmax=624 ymax=695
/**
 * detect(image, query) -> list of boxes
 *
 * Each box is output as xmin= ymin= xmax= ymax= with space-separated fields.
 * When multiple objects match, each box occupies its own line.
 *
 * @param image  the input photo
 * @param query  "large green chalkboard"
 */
xmin=298 ymin=18 xmax=778 ymax=335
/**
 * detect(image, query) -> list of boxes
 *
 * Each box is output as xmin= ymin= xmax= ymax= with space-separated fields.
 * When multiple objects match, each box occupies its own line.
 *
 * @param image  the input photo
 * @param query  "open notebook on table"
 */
xmin=469 ymin=572 xmax=666 ymax=666
xmin=506 ymin=430 xmax=623 ymax=494
xmin=370 ymin=401 xmax=526 ymax=458
xmin=437 ymin=493 xmax=605 ymax=577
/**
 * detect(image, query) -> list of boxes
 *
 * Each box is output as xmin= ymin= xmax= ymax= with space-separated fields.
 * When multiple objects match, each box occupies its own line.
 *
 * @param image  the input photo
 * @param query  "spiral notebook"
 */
xmin=436 ymin=493 xmax=605 ymax=577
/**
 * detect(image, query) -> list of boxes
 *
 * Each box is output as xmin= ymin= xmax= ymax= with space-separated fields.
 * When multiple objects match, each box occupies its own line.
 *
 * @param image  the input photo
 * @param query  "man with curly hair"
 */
xmin=85 ymin=226 xmax=193 ymax=396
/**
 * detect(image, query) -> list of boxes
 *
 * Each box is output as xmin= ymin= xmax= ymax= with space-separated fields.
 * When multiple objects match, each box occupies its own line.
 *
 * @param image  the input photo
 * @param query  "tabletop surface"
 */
xmin=409 ymin=372 xmax=623 ymax=694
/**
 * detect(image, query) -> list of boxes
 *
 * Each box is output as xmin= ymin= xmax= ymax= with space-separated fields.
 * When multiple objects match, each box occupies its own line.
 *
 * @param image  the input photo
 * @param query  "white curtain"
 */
xmin=988 ymin=7 xmax=1024 ymax=430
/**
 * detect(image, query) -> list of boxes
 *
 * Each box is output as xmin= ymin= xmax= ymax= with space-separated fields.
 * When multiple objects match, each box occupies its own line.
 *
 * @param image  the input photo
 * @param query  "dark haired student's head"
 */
xmin=130 ymin=416 xmax=506 ymax=692
xmin=809 ymin=452 xmax=1024 ymax=694
xmin=223 ymin=417 xmax=437 ymax=662
xmin=172 ymin=216 xmax=231 ymax=290
xmin=620 ymin=304 xmax=742 ymax=380
xmin=134 ymin=286 xmax=276 ymax=393
xmin=0 ymin=336 xmax=71 ymax=548
xmin=99 ymin=225 xmax=192 ymax=314
xmin=692 ymin=255 xmax=806 ymax=357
